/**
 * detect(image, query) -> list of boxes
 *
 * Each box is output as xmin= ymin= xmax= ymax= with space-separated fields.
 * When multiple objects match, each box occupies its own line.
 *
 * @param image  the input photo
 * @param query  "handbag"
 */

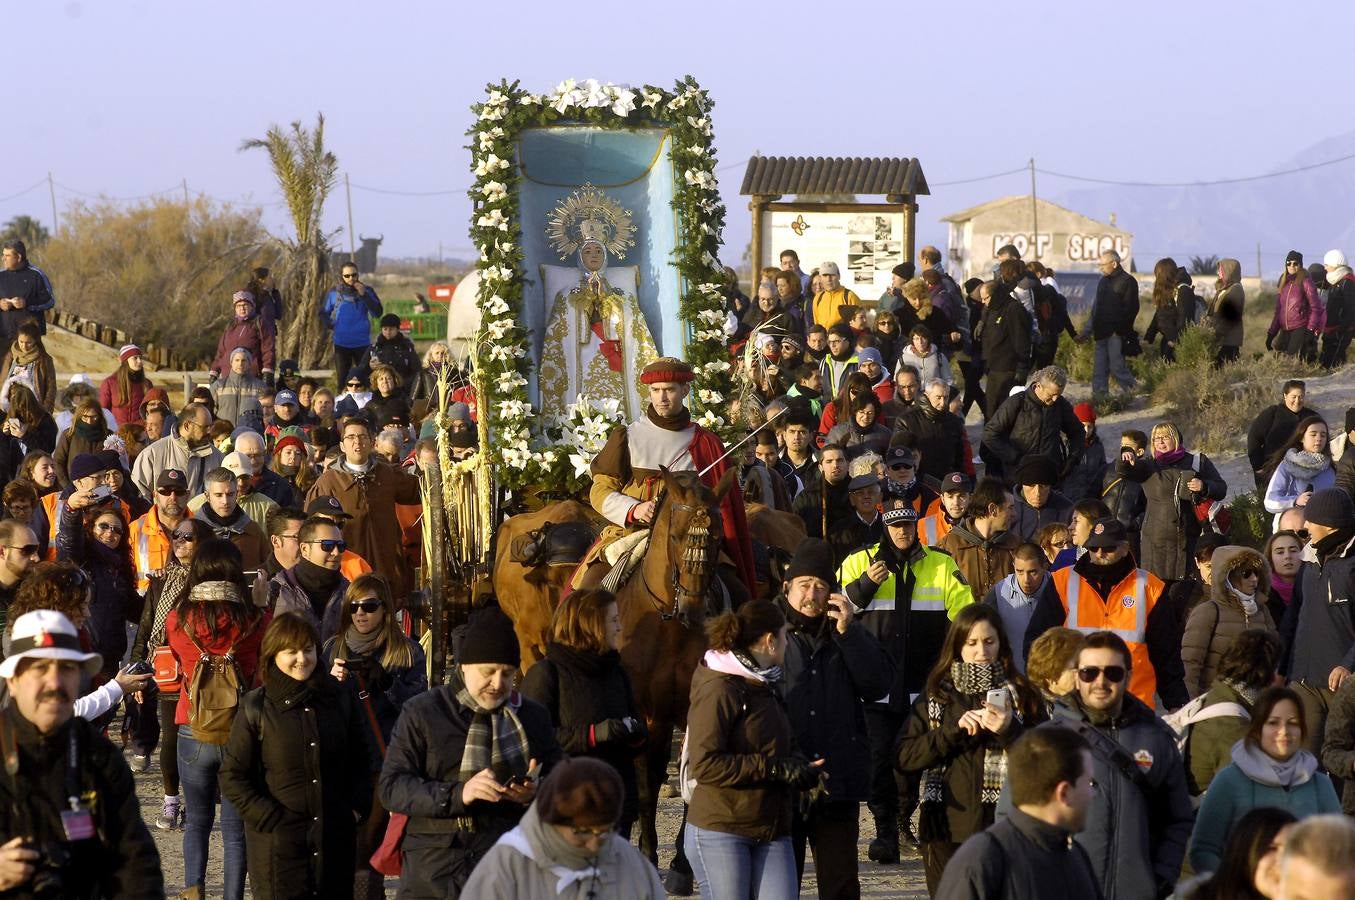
xmin=370 ymin=812 xmax=408 ymax=876
xmin=1121 ymin=331 xmax=1143 ymax=357
xmin=151 ymin=645 xmax=181 ymax=692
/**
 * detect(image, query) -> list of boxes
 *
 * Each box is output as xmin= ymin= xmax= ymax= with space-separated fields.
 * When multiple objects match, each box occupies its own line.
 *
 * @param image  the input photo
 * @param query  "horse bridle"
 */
xmin=642 ymin=491 xmax=721 ymax=622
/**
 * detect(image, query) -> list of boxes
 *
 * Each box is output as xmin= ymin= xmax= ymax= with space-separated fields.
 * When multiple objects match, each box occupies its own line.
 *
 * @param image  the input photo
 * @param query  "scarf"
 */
xmin=1222 ymin=678 xmax=1262 ymax=707
xmin=8 ymin=341 xmax=39 ymax=366
xmin=74 ymin=421 xmax=103 ymax=441
xmin=344 ymin=623 xmax=385 ymax=658
xmin=128 ymin=368 xmax=145 ymax=383
xmin=1230 ymin=739 xmax=1319 ymax=788
xmin=1227 ymin=582 xmax=1259 ymax=616
xmin=1283 ymin=448 xmax=1330 ymax=478
xmin=645 ymin=405 xmax=692 ymax=432
xmin=201 ymin=505 xmax=248 ymax=534
xmin=922 ymin=661 xmax=1012 ymax=807
xmin=1154 ymin=447 xmax=1187 ymax=465
xmin=500 ymin=804 xmax=608 ymax=895
xmin=783 ymin=599 xmax=827 ymax=638
xmin=293 ymin=558 xmax=342 ymax=613
xmin=187 ymin=580 xmax=244 ymax=604
xmin=1271 ymin=576 xmax=1295 ymax=607
xmin=703 ymin=648 xmax=783 ymax=685
xmin=149 ymin=560 xmax=191 ymax=647
xmin=455 ymin=672 xmax=530 ymax=783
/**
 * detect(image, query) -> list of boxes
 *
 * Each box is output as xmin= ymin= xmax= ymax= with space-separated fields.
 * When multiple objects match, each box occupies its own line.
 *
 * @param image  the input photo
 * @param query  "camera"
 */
xmin=124 ymin=660 xmax=153 ymax=677
xmin=30 ymin=841 xmax=70 ymax=896
xmin=89 ymin=485 xmax=114 ymax=502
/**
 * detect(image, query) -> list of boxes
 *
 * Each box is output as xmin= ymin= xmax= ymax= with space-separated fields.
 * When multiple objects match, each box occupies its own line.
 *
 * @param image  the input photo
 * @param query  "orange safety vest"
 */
xmin=919 ymin=498 xmax=954 ymax=546
xmin=130 ymin=509 xmax=193 ymax=593
xmin=1053 ymin=566 xmax=1164 ymax=708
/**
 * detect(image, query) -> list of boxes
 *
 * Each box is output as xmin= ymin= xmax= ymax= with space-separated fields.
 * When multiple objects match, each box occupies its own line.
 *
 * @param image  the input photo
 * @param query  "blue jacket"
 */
xmin=321 ymin=286 xmax=382 ymax=349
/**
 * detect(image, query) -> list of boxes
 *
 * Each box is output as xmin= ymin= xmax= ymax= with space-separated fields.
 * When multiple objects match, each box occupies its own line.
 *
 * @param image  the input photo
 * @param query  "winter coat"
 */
xmin=1268 ymin=274 xmax=1324 ymax=336
xmin=220 ymin=663 xmax=375 ymax=900
xmin=981 ymin=389 xmax=1083 ymax=482
xmin=1145 ymin=295 xmax=1186 ymax=348
xmin=362 ymin=331 xmax=421 ymax=386
xmin=1282 ymin=531 xmax=1355 ymax=684
xmin=0 ymin=430 xmax=27 ymax=489
xmin=520 ymin=643 xmax=645 ymax=829
xmin=1189 ymin=745 xmax=1339 ymax=872
xmin=1185 ymin=679 xmax=1253 ymax=795
xmin=0 ymin=262 xmax=55 ymax=337
xmin=98 ymin=373 xmax=153 ymax=427
xmin=1320 ymin=672 xmax=1355 ymax=813
xmin=824 ymin=419 xmax=890 ymax=459
xmin=977 ymin=290 xmax=1032 ymax=375
xmin=0 ymin=347 xmax=56 ymax=410
xmin=377 ymin=679 xmax=561 ymax=898
xmin=1337 ymin=447 xmax=1355 ymax=496
xmin=1117 ymin=450 xmax=1226 ymax=582
xmin=1264 ymin=452 xmax=1336 ymax=514
xmin=781 ymin=615 xmax=893 ymax=803
xmin=56 ymin=503 xmax=137 ymax=672
xmin=1086 ymin=266 xmax=1140 ymax=341
xmin=934 ymin=807 xmax=1103 ymax=900
xmin=1247 ymin=402 xmax=1318 ymax=479
xmin=53 ymin=424 xmax=109 ymax=489
xmin=1326 ymin=272 xmax=1355 ymax=330
xmin=1102 ymin=466 xmax=1146 ymax=539
xmin=896 ymin=344 xmax=952 ymax=386
xmin=363 ymin=391 xmax=411 ymax=431
xmin=685 ymin=661 xmax=796 ymax=841
xmin=895 ymin=401 xmax=970 ymax=482
xmin=1012 ymin=490 xmax=1074 ymax=542
xmin=897 ymin=678 xmax=1039 ymax=844
xmin=212 ymin=371 xmax=266 ymax=431
xmin=210 ymin=313 xmax=275 ymax=377
xmin=1206 ymin=260 xmax=1245 ymax=349
xmin=1180 ymin=546 xmax=1278 ymax=698
xmin=321 ymin=285 xmax=383 ymax=349
xmin=323 ymin=630 xmax=426 ymax=745
xmin=307 ymin=458 xmax=420 ymax=600
xmin=1008 ymin=695 xmax=1194 ymax=900
xmin=1062 ymin=433 xmax=1109 ymax=503
xmin=255 ymin=467 xmax=301 ymax=509
xmin=268 ymin=566 xmax=348 ymax=643
xmin=131 ymin=433 xmax=224 ymax=499
xmin=938 ymin=521 xmax=1023 ymax=604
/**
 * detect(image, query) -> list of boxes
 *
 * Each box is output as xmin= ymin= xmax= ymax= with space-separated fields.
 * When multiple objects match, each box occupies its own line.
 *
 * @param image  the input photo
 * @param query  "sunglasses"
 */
xmin=1077 ymin=665 xmax=1127 ymax=684
xmin=171 ymin=532 xmax=197 ymax=543
xmin=1276 ymin=528 xmax=1310 ymax=543
xmin=890 ymin=461 xmax=915 ymax=471
xmin=346 ymin=382 xmax=363 ymax=388
xmin=95 ymin=522 xmax=124 ymax=535
xmin=1286 ymin=261 xmax=1300 ymax=267
xmin=1235 ymin=567 xmax=1262 ymax=579
xmin=349 ymin=599 xmax=382 ymax=614
xmin=157 ymin=487 xmax=188 ymax=497
xmin=306 ymin=539 xmax=347 ymax=553
xmin=5 ymin=544 xmax=38 ymax=556
xmin=342 ymin=273 xmax=357 ymax=280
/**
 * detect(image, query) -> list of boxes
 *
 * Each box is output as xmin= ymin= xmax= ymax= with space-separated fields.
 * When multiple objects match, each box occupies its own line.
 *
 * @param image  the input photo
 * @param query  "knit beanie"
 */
xmin=1345 ymin=407 xmax=1355 ymax=436
xmin=783 ymin=538 xmax=836 ymax=586
xmin=1073 ymin=402 xmax=1096 ymax=425
xmin=458 ymin=605 xmax=521 ymax=667
xmin=1305 ymin=489 xmax=1355 ymax=529
xmin=1285 ymin=250 xmax=1304 ymax=266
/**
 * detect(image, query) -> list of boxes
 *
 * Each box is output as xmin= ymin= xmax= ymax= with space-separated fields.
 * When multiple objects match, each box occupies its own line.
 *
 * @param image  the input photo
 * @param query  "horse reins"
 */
xmin=639 ymin=491 xmax=720 ymax=622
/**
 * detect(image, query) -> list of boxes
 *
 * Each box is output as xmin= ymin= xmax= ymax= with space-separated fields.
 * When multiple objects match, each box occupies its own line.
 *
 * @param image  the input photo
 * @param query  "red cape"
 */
xmin=689 ymin=426 xmax=757 ymax=594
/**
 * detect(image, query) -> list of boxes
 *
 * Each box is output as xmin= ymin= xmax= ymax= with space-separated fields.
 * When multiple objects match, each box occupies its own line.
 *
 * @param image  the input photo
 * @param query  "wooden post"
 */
xmin=748 ymin=195 xmax=770 ymax=286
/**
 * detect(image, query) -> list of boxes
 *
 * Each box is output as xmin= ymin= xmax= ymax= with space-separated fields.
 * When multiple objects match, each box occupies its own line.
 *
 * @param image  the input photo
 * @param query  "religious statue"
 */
xmin=539 ymin=184 xmax=658 ymax=425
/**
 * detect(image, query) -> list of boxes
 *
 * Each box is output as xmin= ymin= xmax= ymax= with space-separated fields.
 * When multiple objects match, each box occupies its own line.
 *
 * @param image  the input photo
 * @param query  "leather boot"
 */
xmin=867 ymin=810 xmax=899 ymax=864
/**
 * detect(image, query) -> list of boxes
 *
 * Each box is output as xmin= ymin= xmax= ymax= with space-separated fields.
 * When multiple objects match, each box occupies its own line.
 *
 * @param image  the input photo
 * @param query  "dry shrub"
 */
xmin=41 ymin=198 xmax=269 ymax=365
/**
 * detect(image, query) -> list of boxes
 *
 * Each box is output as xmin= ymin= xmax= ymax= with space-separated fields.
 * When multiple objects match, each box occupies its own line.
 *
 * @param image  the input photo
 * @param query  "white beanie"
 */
xmin=1324 ymin=249 xmax=1348 ymax=268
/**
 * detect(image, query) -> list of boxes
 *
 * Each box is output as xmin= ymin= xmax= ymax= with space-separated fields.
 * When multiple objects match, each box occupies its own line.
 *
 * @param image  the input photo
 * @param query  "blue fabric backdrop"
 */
xmin=515 ymin=125 xmax=681 ymax=408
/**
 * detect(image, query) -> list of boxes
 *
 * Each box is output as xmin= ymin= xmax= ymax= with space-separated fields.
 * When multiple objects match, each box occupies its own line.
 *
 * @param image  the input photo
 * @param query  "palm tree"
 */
xmin=1 ymin=215 xmax=50 ymax=250
xmin=241 ymin=114 xmax=339 ymax=367
xmin=1189 ymin=254 xmax=1221 ymax=276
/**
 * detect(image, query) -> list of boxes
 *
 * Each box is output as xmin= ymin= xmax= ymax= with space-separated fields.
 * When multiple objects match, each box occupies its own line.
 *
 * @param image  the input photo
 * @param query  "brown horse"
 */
xmin=616 ymin=466 xmax=746 ymax=875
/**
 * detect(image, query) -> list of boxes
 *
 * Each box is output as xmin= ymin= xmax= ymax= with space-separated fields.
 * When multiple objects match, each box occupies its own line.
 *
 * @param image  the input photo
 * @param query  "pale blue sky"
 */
xmin=9 ymin=0 xmax=1355 ymax=262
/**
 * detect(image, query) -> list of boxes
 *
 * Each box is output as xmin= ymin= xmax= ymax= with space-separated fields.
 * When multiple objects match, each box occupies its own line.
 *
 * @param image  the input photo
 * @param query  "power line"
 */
xmin=349 ymin=183 xmax=460 ymax=197
xmin=1036 ymin=152 xmax=1355 ymax=188
xmin=52 ymin=180 xmax=184 ymax=202
xmin=0 ymin=178 xmax=48 ymax=204
xmin=930 ymin=166 xmax=1029 ymax=186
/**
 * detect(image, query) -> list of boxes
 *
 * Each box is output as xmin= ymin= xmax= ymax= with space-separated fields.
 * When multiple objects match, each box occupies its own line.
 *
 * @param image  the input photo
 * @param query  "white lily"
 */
xmin=611 ymin=89 xmax=637 ymax=117
xmin=641 ymin=90 xmax=662 ymax=110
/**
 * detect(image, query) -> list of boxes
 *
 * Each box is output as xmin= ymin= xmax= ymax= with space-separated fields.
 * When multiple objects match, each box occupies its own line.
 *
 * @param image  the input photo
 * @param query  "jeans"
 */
xmin=1093 ymin=335 xmax=1136 ymax=394
xmin=179 ymin=725 xmax=246 ymax=900
xmin=687 ymin=824 xmax=798 ymax=900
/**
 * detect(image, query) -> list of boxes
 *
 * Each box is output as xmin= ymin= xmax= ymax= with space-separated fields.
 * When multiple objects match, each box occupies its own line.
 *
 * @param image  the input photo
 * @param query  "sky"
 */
xmin=9 ymin=0 xmax=1355 ymax=265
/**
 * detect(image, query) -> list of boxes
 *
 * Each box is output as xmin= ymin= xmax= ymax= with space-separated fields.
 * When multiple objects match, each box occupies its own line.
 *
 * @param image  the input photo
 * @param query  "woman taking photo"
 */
xmin=165 ymin=538 xmax=267 ymax=900
xmin=1189 ymin=686 xmax=1339 ymax=873
xmin=133 ymin=517 xmax=214 ymax=832
xmin=686 ymin=599 xmax=818 ymax=900
xmin=324 ymin=573 xmax=426 ymax=898
xmin=379 ymin=605 xmax=561 ymax=898
xmin=896 ymin=603 xmax=1044 ymax=893
xmin=99 ymin=344 xmax=154 ymax=427
xmin=0 ymin=321 xmax=56 ymax=411
xmin=53 ymin=396 xmax=111 ymax=488
xmin=3 ymin=383 xmax=56 ymax=453
xmin=1264 ymin=415 xmax=1335 ymax=518
xmin=221 ymin=612 xmax=375 ymax=900
xmin=56 ymin=480 xmax=138 ymax=679
xmin=1181 ymin=545 xmax=1278 ymax=699
xmin=1116 ymin=421 xmax=1226 ymax=583
xmin=1265 ymin=528 xmax=1305 ymax=627
xmin=522 ymin=587 xmax=646 ymax=840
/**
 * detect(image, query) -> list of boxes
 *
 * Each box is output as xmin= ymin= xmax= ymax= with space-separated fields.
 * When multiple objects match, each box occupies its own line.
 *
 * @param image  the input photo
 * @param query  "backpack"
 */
xmin=185 ymin=619 xmax=259 ymax=745
xmin=678 ymin=679 xmax=749 ymax=804
xmin=1162 ymin=693 xmax=1248 ymax=756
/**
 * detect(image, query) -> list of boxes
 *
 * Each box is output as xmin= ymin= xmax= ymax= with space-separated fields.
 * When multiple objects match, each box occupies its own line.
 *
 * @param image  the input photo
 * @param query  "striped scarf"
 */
xmin=456 ymin=682 xmax=530 ymax=784
xmin=921 ymin=661 xmax=1013 ymax=807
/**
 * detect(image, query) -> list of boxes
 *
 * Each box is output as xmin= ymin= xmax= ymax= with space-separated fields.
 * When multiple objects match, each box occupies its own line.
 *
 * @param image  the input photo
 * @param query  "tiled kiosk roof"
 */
xmin=739 ymin=156 xmax=929 ymax=197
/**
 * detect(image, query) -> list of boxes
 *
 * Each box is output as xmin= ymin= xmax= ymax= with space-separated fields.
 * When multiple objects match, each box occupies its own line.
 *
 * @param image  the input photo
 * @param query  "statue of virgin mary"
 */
xmin=539 ymin=185 xmax=657 ymax=424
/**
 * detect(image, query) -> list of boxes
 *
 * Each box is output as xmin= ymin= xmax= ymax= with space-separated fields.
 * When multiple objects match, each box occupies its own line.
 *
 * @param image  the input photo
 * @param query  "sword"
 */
xmin=698 ymin=405 xmax=789 ymax=477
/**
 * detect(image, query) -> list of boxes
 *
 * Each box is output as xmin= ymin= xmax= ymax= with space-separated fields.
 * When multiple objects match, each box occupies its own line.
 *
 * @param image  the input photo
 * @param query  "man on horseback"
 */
xmin=584 ymin=357 xmax=756 ymax=593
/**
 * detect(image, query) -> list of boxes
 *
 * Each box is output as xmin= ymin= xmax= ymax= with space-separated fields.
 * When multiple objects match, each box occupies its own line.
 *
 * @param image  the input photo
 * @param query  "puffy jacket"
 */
xmin=98 ymin=373 xmax=153 ymax=427
xmin=210 ymin=313 xmax=275 ymax=377
xmin=981 ymin=389 xmax=1084 ymax=482
xmin=1247 ymin=402 xmax=1318 ymax=478
xmin=211 ymin=372 xmax=266 ymax=430
xmin=896 ymin=345 xmax=952 ymax=386
xmin=322 ymin=286 xmax=383 ymax=349
xmin=1282 ymin=531 xmax=1355 ymax=684
xmin=219 ymin=663 xmax=374 ymax=900
xmin=1268 ymin=274 xmax=1324 ymax=335
xmin=1011 ymin=695 xmax=1194 ymax=900
xmin=1116 ymin=451 xmax=1226 ymax=582
xmin=1085 ymin=266 xmax=1140 ymax=341
xmin=1180 ymin=546 xmax=1278 ymax=698
xmin=363 ymin=331 xmax=421 ymax=387
xmin=895 ymin=401 xmax=969 ymax=482
xmin=1185 ymin=679 xmax=1253 ymax=795
xmin=781 ymin=614 xmax=893 ymax=802
xmin=1264 ymin=454 xmax=1336 ymax=514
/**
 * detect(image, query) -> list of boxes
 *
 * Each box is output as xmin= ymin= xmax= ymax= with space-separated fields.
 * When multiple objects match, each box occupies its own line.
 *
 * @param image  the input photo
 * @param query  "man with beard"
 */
xmin=0 ymin=519 xmax=39 ymax=628
xmin=197 ymin=466 xmax=269 ymax=573
xmin=1011 ymin=454 xmax=1075 ymax=541
xmin=131 ymin=403 xmax=224 ymax=499
xmin=1052 ymin=518 xmax=1187 ymax=711
xmin=268 ymin=515 xmax=350 ymax=640
xmin=839 ymin=499 xmax=974 ymax=863
xmin=896 ymin=378 xmax=970 ymax=481
xmin=829 ymin=473 xmax=883 ymax=566
xmin=920 ymin=472 xmax=972 ymax=547
xmin=779 ymin=538 xmax=892 ymax=898
xmin=793 ymin=443 xmax=851 ymax=540
xmin=939 ymin=477 xmax=1023 ymax=602
xmin=1013 ymin=632 xmax=1192 ymax=900
xmin=128 ymin=468 xmax=191 ymax=594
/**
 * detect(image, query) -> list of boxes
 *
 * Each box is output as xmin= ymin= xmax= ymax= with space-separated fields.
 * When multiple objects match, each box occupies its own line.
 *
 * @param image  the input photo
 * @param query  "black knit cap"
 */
xmin=1306 ymin=489 xmax=1355 ymax=529
xmin=784 ymin=538 xmax=836 ymax=586
xmin=1285 ymin=250 xmax=1303 ymax=266
xmin=458 ymin=605 xmax=521 ymax=667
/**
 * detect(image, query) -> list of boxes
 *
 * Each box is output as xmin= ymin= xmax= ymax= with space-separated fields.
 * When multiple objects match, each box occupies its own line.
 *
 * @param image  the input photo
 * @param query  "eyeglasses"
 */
xmin=1077 ymin=665 xmax=1127 ymax=684
xmin=171 ymin=532 xmax=196 ymax=543
xmin=157 ymin=487 xmax=188 ymax=497
xmin=349 ymin=599 xmax=382 ymax=613
xmin=305 ymin=539 xmax=347 ymax=553
xmin=1049 ymin=539 xmax=1073 ymax=549
xmin=5 ymin=544 xmax=38 ymax=556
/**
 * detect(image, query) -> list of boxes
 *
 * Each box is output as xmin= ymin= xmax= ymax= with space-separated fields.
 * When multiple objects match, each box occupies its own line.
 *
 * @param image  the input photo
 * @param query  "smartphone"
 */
xmin=985 ymin=689 xmax=1009 ymax=712
xmin=504 ymin=775 xmax=533 ymax=788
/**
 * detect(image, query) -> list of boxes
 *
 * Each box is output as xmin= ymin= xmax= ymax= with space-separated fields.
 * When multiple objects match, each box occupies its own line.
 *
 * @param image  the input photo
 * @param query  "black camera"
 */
xmin=124 ymin=660 xmax=153 ymax=677
xmin=30 ymin=841 xmax=70 ymax=896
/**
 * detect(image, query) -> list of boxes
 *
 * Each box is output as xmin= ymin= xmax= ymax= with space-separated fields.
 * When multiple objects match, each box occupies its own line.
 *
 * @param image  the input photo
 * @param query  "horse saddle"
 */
xmin=509 ymin=521 xmax=597 ymax=569
xmin=599 ymin=530 xmax=649 ymax=592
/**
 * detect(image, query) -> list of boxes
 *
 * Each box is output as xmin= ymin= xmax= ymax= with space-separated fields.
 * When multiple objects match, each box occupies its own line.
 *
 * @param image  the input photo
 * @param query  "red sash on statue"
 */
xmin=689 ymin=426 xmax=756 ymax=594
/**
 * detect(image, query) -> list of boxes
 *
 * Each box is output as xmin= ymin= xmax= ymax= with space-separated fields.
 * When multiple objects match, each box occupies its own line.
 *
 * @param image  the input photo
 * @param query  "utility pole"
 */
xmin=47 ymin=173 xmax=58 ymax=234
xmin=182 ymin=178 xmax=189 ymax=206
xmin=1029 ymin=158 xmax=1039 ymax=260
xmin=344 ymin=173 xmax=356 ymax=260
xmin=1257 ymin=243 xmax=1263 ymax=279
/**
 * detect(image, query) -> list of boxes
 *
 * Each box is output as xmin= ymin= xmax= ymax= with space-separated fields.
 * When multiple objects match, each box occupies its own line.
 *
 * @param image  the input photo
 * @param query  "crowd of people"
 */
xmin=1 ymin=225 xmax=1355 ymax=900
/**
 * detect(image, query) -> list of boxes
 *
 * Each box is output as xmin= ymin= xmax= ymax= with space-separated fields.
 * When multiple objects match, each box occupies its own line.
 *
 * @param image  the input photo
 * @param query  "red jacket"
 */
xmin=98 ymin=374 xmax=153 ymax=427
xmin=166 ymin=607 xmax=268 ymax=725
xmin=210 ymin=314 xmax=276 ymax=378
